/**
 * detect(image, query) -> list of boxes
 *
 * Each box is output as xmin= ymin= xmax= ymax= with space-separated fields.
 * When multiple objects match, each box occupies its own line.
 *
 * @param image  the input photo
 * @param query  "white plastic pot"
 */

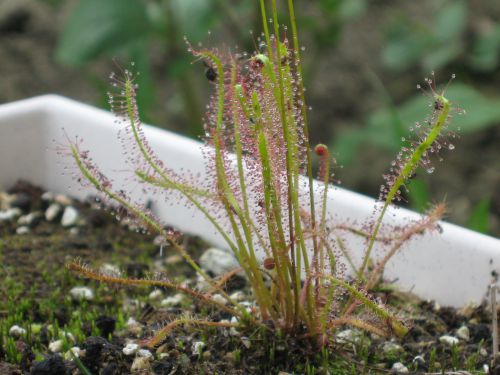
xmin=0 ymin=95 xmax=498 ymax=307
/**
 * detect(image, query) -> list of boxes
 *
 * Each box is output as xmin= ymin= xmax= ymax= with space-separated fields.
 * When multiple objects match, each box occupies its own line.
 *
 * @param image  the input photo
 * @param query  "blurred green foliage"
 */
xmin=381 ymin=0 xmax=500 ymax=73
xmin=334 ymin=83 xmax=500 ymax=165
xmin=52 ymin=0 xmax=498 ymax=233
xmin=407 ymin=179 xmax=430 ymax=213
xmin=57 ymin=0 xmax=154 ymax=65
xmin=330 ymin=0 xmax=499 ymax=224
xmin=55 ymin=0 xmax=361 ymax=135
xmin=301 ymin=0 xmax=366 ymax=47
xmin=333 ymin=78 xmax=499 ymax=232
xmin=55 ymin=0 xmax=248 ymax=135
xmin=382 ymin=1 xmax=467 ymax=72
xmin=405 ymin=172 xmax=492 ymax=236
xmin=466 ymin=198 xmax=491 ymax=234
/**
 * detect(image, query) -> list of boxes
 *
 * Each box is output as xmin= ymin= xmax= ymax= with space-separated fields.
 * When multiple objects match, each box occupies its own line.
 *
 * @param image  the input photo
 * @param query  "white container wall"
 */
xmin=0 ymin=95 xmax=499 ymax=307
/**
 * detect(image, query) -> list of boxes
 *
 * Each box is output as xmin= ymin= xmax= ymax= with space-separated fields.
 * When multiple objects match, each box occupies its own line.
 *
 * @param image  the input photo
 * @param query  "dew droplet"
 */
xmin=448 ymin=144 xmax=455 ymax=150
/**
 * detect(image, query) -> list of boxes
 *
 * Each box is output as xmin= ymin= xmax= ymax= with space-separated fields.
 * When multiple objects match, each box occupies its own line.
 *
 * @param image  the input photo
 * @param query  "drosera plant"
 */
xmin=64 ymin=0 xmax=459 ymax=354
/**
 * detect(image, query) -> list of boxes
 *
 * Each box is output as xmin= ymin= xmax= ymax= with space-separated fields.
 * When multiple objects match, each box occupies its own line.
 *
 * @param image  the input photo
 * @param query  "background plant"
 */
xmin=48 ymin=0 xmax=499 ymax=235
xmin=54 ymin=0 xmax=359 ymax=136
xmin=65 ymin=0 xmax=460 ymax=350
xmin=2 ymin=0 xmax=494 ymax=234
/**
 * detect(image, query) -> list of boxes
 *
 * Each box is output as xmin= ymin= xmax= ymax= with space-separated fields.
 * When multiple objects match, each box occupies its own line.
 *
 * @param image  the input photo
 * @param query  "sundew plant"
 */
xmin=66 ymin=0 xmax=458 ymax=349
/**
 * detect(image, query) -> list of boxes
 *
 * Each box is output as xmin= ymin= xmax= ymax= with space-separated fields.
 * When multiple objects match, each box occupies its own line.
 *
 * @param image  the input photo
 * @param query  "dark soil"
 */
xmin=0 ymin=181 xmax=498 ymax=374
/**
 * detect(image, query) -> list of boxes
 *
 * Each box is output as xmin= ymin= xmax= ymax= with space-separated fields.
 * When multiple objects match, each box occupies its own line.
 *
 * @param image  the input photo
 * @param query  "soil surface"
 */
xmin=0 ymin=181 xmax=498 ymax=374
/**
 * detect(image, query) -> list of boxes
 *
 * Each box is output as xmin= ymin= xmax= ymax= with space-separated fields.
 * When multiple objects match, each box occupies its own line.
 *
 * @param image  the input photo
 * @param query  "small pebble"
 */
xmin=412 ymin=355 xmax=427 ymax=370
xmin=203 ymin=350 xmax=211 ymax=360
xmin=195 ymin=274 xmax=211 ymax=291
xmin=456 ymin=325 xmax=470 ymax=341
xmin=458 ymin=302 xmax=479 ymax=318
xmin=61 ymin=206 xmax=79 ymax=227
xmin=238 ymin=301 xmax=254 ymax=314
xmin=126 ymin=317 xmax=143 ymax=337
xmin=123 ymin=298 xmax=141 ymax=313
xmin=123 ymin=342 xmax=139 ymax=356
xmin=9 ymin=325 xmax=26 ymax=338
xmin=64 ymin=346 xmax=82 ymax=360
xmin=0 ymin=192 xmax=13 ymax=210
xmin=149 ymin=289 xmax=163 ymax=300
xmin=99 ymin=263 xmax=121 ymax=276
xmin=391 ymin=362 xmax=409 ymax=373
xmin=335 ymin=329 xmax=360 ymax=344
xmin=41 ymin=192 xmax=54 ymax=202
xmin=439 ymin=335 xmax=459 ymax=346
xmin=18 ymin=211 xmax=42 ymax=227
xmin=127 ymin=317 xmax=139 ymax=327
xmin=383 ymin=342 xmax=403 ymax=354
xmin=165 ymin=254 xmax=183 ymax=265
xmin=229 ymin=291 xmax=245 ymax=302
xmin=192 ymin=341 xmax=205 ymax=356
xmin=49 ymin=339 xmax=64 ymax=353
xmin=153 ymin=235 xmax=168 ymax=246
xmin=211 ymin=293 xmax=227 ymax=305
xmin=54 ymin=194 xmax=72 ymax=206
xmin=16 ymin=225 xmax=30 ymax=235
xmin=0 ymin=208 xmax=22 ymax=221
xmin=45 ymin=203 xmax=62 ymax=222
xmin=199 ymin=247 xmax=239 ymax=276
xmin=69 ymin=286 xmax=94 ymax=301
xmin=160 ymin=293 xmax=184 ymax=307
xmin=137 ymin=349 xmax=153 ymax=360
xmin=241 ymin=336 xmax=251 ymax=349
xmin=131 ymin=356 xmax=151 ymax=372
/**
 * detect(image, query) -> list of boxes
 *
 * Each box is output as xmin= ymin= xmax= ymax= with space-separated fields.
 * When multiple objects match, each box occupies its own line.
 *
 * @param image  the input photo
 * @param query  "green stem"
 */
xmin=230 ymin=64 xmax=277 ymax=320
xmin=286 ymin=0 xmax=320 ymax=272
xmin=358 ymin=96 xmax=451 ymax=279
xmin=70 ymin=145 xmax=245 ymax=316
xmin=325 ymin=276 xmax=407 ymax=337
